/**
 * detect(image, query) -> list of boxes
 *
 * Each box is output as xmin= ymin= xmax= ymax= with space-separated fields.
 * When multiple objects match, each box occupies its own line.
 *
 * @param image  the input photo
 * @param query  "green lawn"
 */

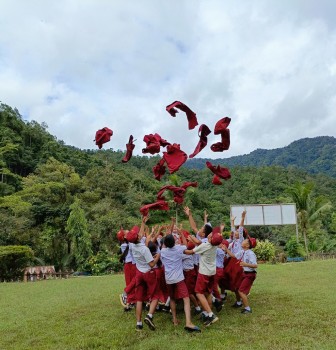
xmin=1 ymin=260 xmax=336 ymax=350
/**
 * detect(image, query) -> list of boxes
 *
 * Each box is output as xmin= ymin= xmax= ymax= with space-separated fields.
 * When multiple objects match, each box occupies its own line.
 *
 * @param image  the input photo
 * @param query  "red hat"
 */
xmin=187 ymin=241 xmax=195 ymax=250
xmin=166 ymin=101 xmax=198 ymax=130
xmin=162 ymin=143 xmax=188 ymax=173
xmin=126 ymin=226 xmax=140 ymax=243
xmin=212 ymin=226 xmax=221 ymax=234
xmin=222 ymin=239 xmax=230 ymax=248
xmin=116 ymin=229 xmax=125 ymax=242
xmin=189 ymin=124 xmax=211 ymax=158
xmin=211 ymin=233 xmax=223 ymax=246
xmin=122 ymin=135 xmax=135 ymax=163
xmin=94 ymin=127 xmax=113 ymax=149
xmin=248 ymin=237 xmax=257 ymax=248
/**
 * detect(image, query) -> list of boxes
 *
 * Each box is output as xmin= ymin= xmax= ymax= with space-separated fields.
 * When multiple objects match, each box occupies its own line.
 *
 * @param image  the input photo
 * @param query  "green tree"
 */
xmin=286 ymin=182 xmax=332 ymax=255
xmin=66 ymin=198 xmax=92 ymax=270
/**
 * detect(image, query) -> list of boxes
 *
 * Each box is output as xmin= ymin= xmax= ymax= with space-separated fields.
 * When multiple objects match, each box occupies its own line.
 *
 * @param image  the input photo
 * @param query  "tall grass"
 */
xmin=1 ymin=260 xmax=335 ymax=350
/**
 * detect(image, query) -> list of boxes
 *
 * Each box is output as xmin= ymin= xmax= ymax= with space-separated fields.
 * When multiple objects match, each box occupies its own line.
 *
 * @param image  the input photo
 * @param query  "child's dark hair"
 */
xmin=148 ymin=241 xmax=157 ymax=255
xmin=164 ymin=234 xmax=175 ymax=248
xmin=204 ymin=224 xmax=213 ymax=237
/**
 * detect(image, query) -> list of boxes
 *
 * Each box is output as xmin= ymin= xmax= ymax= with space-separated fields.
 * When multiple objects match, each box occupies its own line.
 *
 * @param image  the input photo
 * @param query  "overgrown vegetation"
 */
xmin=0 ymin=103 xmax=336 ymax=275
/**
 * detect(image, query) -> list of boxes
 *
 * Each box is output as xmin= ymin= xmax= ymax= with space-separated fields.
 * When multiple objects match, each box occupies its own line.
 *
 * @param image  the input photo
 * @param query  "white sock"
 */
xmin=220 ymin=294 xmax=225 ymax=299
xmin=137 ymin=321 xmax=142 ymax=326
xmin=165 ymin=297 xmax=170 ymax=306
xmin=195 ymin=306 xmax=201 ymax=311
xmin=202 ymin=311 xmax=208 ymax=317
xmin=147 ymin=313 xmax=153 ymax=318
xmin=245 ymin=306 xmax=251 ymax=311
xmin=212 ymin=296 xmax=216 ymax=302
xmin=237 ymin=301 xmax=242 ymax=305
xmin=208 ymin=312 xmax=214 ymax=317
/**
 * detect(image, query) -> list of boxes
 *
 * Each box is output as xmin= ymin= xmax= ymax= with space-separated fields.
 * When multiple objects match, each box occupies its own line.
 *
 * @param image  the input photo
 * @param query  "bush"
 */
xmin=85 ymin=251 xmax=123 ymax=275
xmin=0 ymin=245 xmax=34 ymax=282
xmin=285 ymin=236 xmax=306 ymax=257
xmin=253 ymin=240 xmax=276 ymax=261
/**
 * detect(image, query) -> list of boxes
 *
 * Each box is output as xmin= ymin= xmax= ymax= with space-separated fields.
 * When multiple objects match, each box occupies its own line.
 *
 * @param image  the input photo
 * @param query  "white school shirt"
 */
xmin=235 ymin=249 xmax=257 ymax=272
xmin=182 ymin=253 xmax=195 ymax=271
xmin=121 ymin=243 xmax=135 ymax=264
xmin=193 ymin=242 xmax=217 ymax=276
xmin=216 ymin=248 xmax=225 ymax=268
xmin=160 ymin=245 xmax=187 ymax=284
xmin=129 ymin=242 xmax=153 ymax=273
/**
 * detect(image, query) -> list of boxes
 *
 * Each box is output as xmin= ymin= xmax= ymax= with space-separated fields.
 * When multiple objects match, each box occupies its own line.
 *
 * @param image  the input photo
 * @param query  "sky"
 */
xmin=0 ymin=0 xmax=335 ymax=159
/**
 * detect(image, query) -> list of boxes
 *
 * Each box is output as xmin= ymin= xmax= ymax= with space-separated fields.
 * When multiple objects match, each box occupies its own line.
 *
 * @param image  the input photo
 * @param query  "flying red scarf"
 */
xmin=122 ymin=135 xmax=135 ymax=163
xmin=142 ymin=133 xmax=170 ymax=155
xmin=157 ymin=182 xmax=198 ymax=204
xmin=206 ymin=161 xmax=231 ymax=185
xmin=189 ymin=124 xmax=211 ymax=158
xmin=140 ymin=200 xmax=169 ymax=216
xmin=211 ymin=117 xmax=231 ymax=152
xmin=166 ymin=101 xmax=198 ymax=130
xmin=153 ymin=158 xmax=166 ymax=181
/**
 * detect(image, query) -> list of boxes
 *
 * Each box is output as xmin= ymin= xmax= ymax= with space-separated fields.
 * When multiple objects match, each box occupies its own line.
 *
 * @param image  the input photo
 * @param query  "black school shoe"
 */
xmin=213 ymin=299 xmax=223 ymax=313
xmin=136 ymin=324 xmax=143 ymax=331
xmin=231 ymin=302 xmax=243 ymax=308
xmin=241 ymin=308 xmax=252 ymax=314
xmin=204 ymin=314 xmax=219 ymax=326
xmin=144 ymin=314 xmax=156 ymax=330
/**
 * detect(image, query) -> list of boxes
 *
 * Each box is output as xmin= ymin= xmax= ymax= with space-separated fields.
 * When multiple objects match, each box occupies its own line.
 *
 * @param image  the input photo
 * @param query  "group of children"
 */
xmin=118 ymin=208 xmax=258 ymax=332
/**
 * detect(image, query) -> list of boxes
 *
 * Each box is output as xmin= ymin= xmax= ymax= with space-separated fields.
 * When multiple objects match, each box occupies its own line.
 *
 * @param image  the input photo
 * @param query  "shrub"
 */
xmin=85 ymin=251 xmax=123 ymax=275
xmin=285 ymin=236 xmax=306 ymax=257
xmin=0 ymin=245 xmax=34 ymax=282
xmin=253 ymin=239 xmax=276 ymax=261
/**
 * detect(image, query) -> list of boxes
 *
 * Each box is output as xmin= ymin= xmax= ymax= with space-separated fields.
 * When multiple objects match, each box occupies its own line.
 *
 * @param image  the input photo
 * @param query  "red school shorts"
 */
xmin=166 ymin=280 xmax=189 ymax=300
xmin=195 ymin=273 xmax=215 ymax=295
xmin=135 ymin=269 xmax=159 ymax=302
xmin=238 ymin=272 xmax=257 ymax=295
xmin=183 ymin=268 xmax=197 ymax=295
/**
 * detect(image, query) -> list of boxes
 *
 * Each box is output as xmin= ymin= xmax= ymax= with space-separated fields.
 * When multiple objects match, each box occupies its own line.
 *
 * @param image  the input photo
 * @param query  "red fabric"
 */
xmin=166 ymin=101 xmax=198 ymax=130
xmin=211 ymin=233 xmax=223 ymax=246
xmin=238 ymin=272 xmax=256 ymax=295
xmin=152 ymin=158 xmax=166 ymax=181
xmin=126 ymin=226 xmax=140 ymax=243
xmin=162 ymin=143 xmax=188 ymax=173
xmin=157 ymin=182 xmax=198 ymax=204
xmin=211 ymin=117 xmax=230 ymax=152
xmin=181 ymin=230 xmax=190 ymax=239
xmin=183 ymin=269 xmax=197 ymax=295
xmin=195 ymin=273 xmax=215 ymax=294
xmin=142 ymin=133 xmax=170 ymax=155
xmin=135 ymin=269 xmax=159 ymax=302
xmin=94 ymin=127 xmax=113 ymax=149
xmin=212 ymin=175 xmax=223 ymax=185
xmin=154 ymin=267 xmax=169 ymax=303
xmin=214 ymin=117 xmax=231 ymax=135
xmin=222 ymin=257 xmax=243 ymax=291
xmin=124 ymin=263 xmax=137 ymax=303
xmin=122 ymin=135 xmax=135 ymax=163
xmin=206 ymin=161 xmax=231 ymax=180
xmin=166 ymin=280 xmax=189 ymax=300
xmin=189 ymin=124 xmax=211 ymax=158
xmin=139 ymin=200 xmax=169 ymax=216
xmin=213 ymin=267 xmax=225 ymax=299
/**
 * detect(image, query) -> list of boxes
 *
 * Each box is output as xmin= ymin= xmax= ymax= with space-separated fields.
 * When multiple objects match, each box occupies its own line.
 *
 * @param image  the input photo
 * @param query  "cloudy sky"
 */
xmin=1 ymin=0 xmax=335 ymax=159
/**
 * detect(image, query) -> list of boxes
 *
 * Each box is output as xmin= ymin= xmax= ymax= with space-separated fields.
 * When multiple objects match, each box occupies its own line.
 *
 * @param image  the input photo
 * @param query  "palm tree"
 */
xmin=286 ymin=182 xmax=331 ymax=255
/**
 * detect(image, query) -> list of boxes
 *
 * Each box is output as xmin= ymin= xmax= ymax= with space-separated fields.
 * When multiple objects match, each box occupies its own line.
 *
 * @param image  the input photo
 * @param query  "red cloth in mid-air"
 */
xmin=153 ymin=158 xmax=166 ymax=181
xmin=212 ymin=175 xmax=223 ymax=185
xmin=189 ymin=124 xmax=212 ymax=158
xmin=142 ymin=133 xmax=170 ymax=155
xmin=206 ymin=161 xmax=231 ymax=182
xmin=95 ymin=127 xmax=113 ymax=149
xmin=166 ymin=101 xmax=198 ymax=130
xmin=140 ymin=200 xmax=169 ymax=216
xmin=162 ymin=143 xmax=188 ymax=173
xmin=122 ymin=135 xmax=135 ymax=163
xmin=211 ymin=117 xmax=231 ymax=152
xmin=157 ymin=182 xmax=198 ymax=204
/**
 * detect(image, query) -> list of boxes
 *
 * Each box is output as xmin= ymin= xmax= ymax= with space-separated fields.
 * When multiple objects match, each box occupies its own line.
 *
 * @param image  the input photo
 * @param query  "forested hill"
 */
xmin=185 ymin=136 xmax=336 ymax=178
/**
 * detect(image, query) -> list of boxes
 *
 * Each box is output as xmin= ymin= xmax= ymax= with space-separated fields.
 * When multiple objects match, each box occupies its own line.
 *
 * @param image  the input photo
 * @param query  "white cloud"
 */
xmin=0 ymin=0 xmax=336 ymax=160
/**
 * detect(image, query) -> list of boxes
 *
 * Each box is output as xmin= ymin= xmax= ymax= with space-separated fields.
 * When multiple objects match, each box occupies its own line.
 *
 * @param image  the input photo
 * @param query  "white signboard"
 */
xmin=230 ymin=204 xmax=297 ymax=226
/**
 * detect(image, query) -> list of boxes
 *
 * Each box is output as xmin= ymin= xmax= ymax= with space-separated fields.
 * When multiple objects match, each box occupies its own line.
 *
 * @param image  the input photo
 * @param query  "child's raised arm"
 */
xmin=184 ymin=206 xmax=198 ymax=234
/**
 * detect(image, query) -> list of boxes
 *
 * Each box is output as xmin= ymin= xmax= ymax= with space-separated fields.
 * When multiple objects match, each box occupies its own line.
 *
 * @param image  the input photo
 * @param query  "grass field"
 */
xmin=1 ymin=260 xmax=336 ymax=350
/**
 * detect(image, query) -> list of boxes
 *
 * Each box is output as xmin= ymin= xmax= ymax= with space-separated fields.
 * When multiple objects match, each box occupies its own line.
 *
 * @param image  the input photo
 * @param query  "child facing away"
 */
xmin=160 ymin=232 xmax=201 ymax=332
xmin=223 ymin=236 xmax=258 ymax=314
xmin=127 ymin=216 xmax=161 ymax=331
